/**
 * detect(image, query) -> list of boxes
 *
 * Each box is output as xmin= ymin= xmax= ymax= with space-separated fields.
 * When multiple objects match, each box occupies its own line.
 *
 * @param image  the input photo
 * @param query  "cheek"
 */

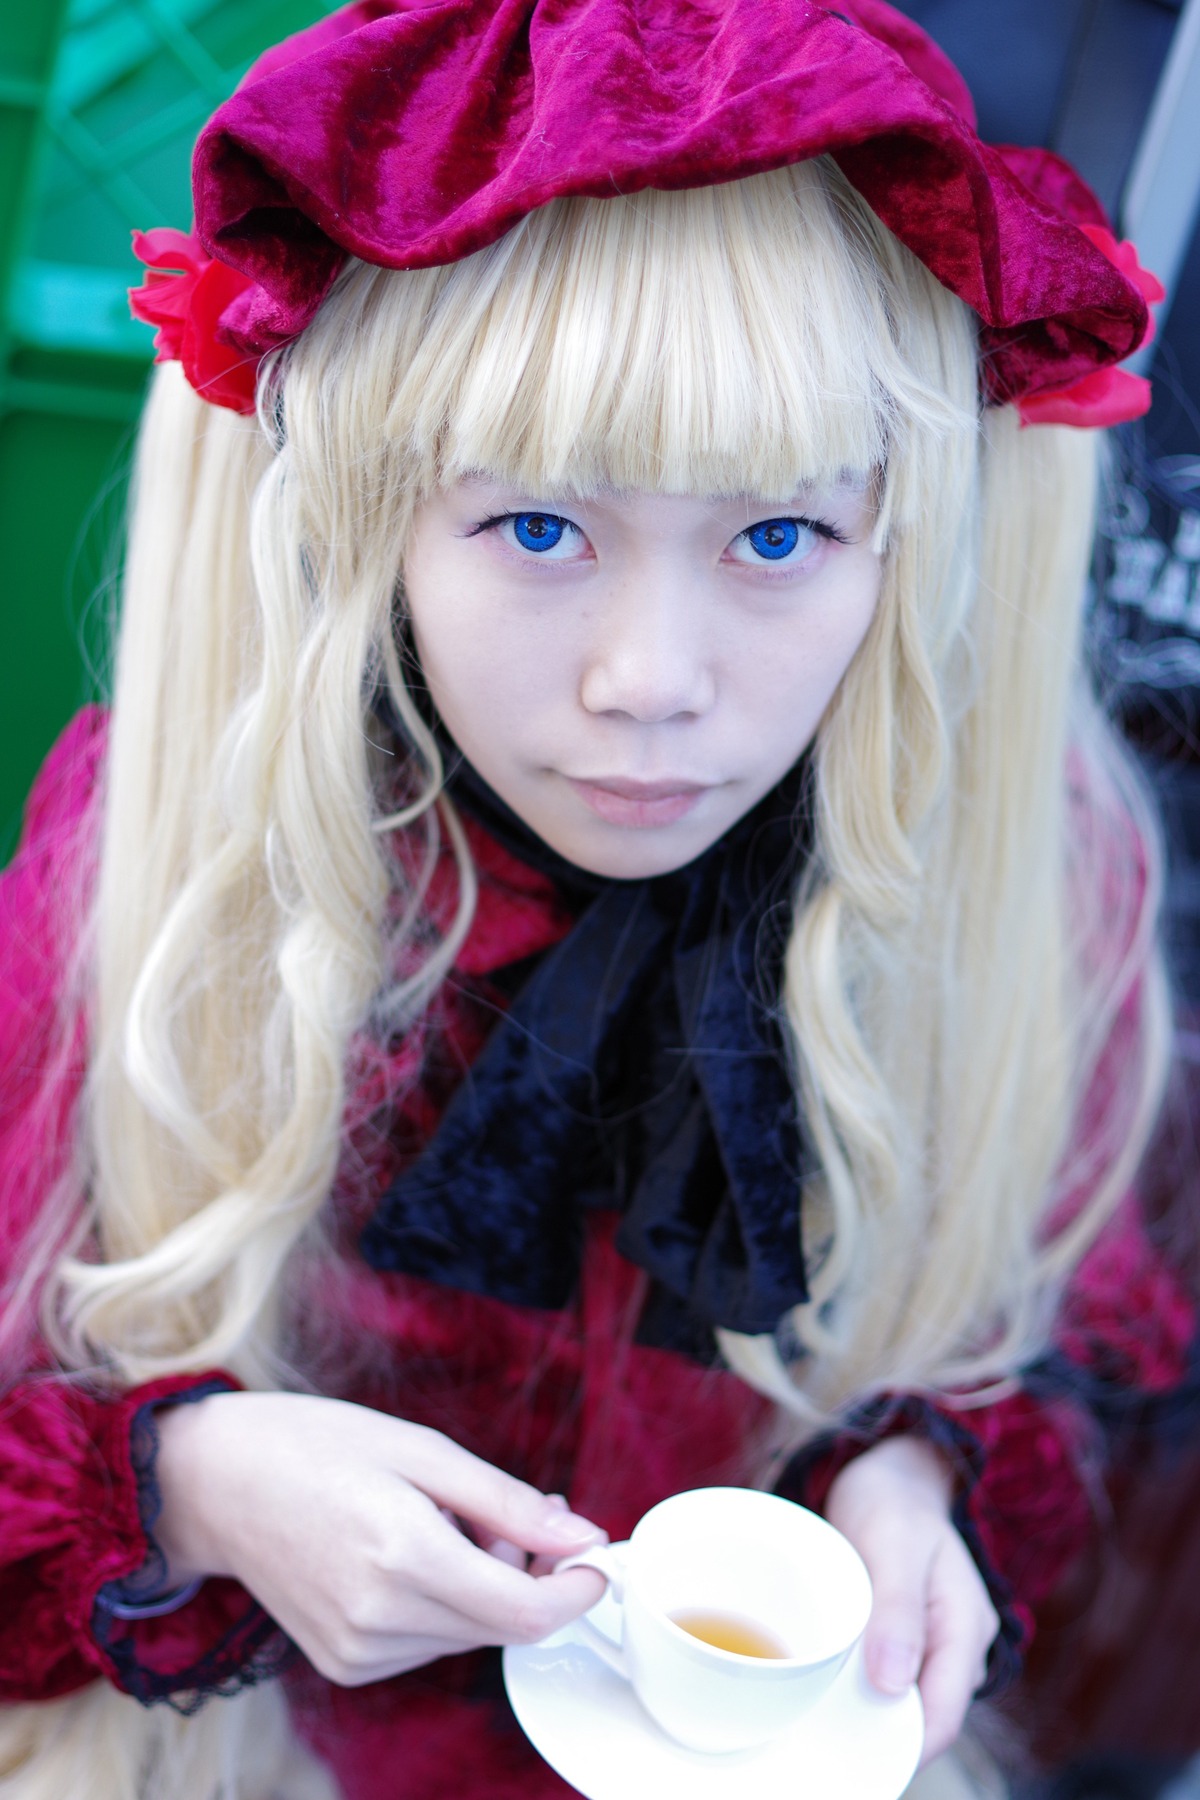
xmin=759 ymin=564 xmax=881 ymax=723
xmin=407 ymin=592 xmax=565 ymax=773
xmin=418 ymin=593 xmax=583 ymax=740
xmin=405 ymin=549 xmax=505 ymax=720
xmin=415 ymin=625 xmax=505 ymax=742
xmin=823 ymin=576 xmax=881 ymax=689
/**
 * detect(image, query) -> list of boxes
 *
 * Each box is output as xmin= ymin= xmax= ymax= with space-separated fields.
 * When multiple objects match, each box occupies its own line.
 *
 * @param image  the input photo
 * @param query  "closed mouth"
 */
xmin=568 ymin=777 xmax=711 ymax=799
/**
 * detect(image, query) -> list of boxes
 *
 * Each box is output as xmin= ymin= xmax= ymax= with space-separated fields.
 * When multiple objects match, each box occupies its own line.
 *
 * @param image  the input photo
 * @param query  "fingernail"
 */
xmin=873 ymin=1642 xmax=919 ymax=1693
xmin=544 ymin=1509 xmax=606 ymax=1543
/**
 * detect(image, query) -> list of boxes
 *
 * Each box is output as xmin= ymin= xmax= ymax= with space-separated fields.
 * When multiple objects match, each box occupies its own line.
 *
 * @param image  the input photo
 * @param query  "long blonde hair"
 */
xmin=1 ymin=158 xmax=1168 ymax=1794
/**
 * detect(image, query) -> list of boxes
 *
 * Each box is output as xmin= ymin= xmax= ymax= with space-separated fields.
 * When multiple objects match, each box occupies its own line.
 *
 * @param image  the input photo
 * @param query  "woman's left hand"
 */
xmin=822 ymin=1434 xmax=999 ymax=1767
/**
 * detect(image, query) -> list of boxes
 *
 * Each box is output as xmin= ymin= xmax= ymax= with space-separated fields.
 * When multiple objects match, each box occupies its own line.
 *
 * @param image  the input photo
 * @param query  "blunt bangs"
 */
xmin=356 ymin=160 xmax=971 ymax=520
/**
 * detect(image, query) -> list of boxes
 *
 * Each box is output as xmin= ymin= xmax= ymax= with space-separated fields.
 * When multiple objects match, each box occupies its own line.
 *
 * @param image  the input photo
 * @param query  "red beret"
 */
xmin=138 ymin=0 xmax=1158 ymax=416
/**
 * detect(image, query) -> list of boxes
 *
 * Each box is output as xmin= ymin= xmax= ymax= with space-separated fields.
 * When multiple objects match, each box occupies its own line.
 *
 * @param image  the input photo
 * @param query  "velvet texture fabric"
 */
xmin=190 ymin=0 xmax=1149 ymax=406
xmin=3 ymin=712 xmax=1197 ymax=1767
xmin=361 ymin=745 xmax=812 ymax=1348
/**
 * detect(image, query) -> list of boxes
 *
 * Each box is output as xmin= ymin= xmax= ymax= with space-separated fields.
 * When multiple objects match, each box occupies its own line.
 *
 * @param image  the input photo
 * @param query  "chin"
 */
xmin=551 ymin=823 xmax=720 ymax=882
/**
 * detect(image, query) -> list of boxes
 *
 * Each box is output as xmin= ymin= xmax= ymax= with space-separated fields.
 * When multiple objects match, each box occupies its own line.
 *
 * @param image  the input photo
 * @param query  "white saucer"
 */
xmin=503 ymin=1563 xmax=924 ymax=1800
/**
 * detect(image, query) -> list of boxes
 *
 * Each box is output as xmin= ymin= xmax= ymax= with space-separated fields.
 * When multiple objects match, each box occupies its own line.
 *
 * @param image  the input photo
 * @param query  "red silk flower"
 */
xmin=1018 ymin=228 xmax=1165 ymax=429
xmin=129 ymin=228 xmax=260 ymax=415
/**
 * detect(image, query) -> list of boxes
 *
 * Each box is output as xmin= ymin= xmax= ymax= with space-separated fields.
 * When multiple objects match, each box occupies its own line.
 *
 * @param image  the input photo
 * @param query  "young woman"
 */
xmin=0 ymin=3 xmax=1191 ymax=1796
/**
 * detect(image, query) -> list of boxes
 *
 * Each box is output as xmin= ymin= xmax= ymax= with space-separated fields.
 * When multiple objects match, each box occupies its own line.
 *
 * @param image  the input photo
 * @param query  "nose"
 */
xmin=578 ymin=572 xmax=716 ymax=722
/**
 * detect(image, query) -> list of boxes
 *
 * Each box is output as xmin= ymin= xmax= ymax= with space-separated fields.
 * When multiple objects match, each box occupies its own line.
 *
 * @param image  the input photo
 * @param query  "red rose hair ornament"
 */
xmin=129 ymin=228 xmax=259 ymax=416
xmin=130 ymin=0 xmax=1161 ymax=424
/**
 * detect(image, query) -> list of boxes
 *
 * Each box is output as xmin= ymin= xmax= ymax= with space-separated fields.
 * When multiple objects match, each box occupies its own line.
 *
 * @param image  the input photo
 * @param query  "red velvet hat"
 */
xmin=132 ymin=0 xmax=1163 ymax=423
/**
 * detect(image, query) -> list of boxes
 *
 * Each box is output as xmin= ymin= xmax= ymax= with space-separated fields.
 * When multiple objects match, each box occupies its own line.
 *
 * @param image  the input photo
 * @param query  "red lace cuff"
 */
xmin=92 ymin=1576 xmax=293 ymax=1712
xmin=90 ymin=1381 xmax=292 ymax=1709
xmin=0 ymin=1370 xmax=281 ymax=1705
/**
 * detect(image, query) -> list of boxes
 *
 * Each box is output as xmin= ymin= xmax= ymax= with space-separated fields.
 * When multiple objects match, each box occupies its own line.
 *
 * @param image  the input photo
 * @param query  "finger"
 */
xmin=261 ymin=1498 xmax=600 ymax=1661
xmin=395 ymin=1425 xmax=607 ymax=1558
xmin=440 ymin=1552 xmax=607 ymax=1642
xmin=483 ymin=1536 xmax=529 ymax=1570
xmin=860 ymin=1533 xmax=933 ymax=1696
xmin=349 ymin=1561 xmax=608 ymax=1646
xmin=865 ymin=1616 xmax=923 ymax=1697
xmin=285 ymin=1546 xmax=602 ymax=1663
xmin=463 ymin=1513 xmax=530 ymax=1569
xmin=915 ymin=1634 xmax=985 ymax=1765
xmin=914 ymin=1555 xmax=996 ymax=1766
xmin=385 ymin=1505 xmax=609 ymax=1642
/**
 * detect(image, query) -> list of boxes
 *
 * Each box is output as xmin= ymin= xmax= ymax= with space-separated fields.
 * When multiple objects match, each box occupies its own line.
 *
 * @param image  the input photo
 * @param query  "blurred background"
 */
xmin=0 ymin=0 xmax=328 ymax=860
xmin=2 ymin=2 xmax=1199 ymax=1793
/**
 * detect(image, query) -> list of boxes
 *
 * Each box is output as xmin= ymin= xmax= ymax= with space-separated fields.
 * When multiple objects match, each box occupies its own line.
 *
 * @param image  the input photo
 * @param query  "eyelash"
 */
xmin=467 ymin=511 xmax=581 ymax=545
xmin=749 ymin=517 xmax=850 ymax=547
xmin=466 ymin=511 xmax=852 ymax=554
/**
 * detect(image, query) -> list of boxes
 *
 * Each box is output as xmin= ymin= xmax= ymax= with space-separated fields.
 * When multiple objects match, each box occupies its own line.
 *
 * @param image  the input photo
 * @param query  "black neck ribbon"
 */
xmin=359 ymin=747 xmax=815 ymax=1353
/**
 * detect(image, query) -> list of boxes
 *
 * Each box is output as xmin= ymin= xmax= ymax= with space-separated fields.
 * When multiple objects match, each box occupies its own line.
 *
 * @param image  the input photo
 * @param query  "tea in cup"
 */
xmin=555 ymin=1486 xmax=872 ymax=1755
xmin=668 ymin=1609 xmax=790 ymax=1658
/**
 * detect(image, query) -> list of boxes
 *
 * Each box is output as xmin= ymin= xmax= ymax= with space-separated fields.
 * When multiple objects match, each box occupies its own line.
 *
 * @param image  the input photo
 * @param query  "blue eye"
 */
xmin=747 ymin=519 xmax=801 ymax=560
xmin=471 ymin=508 xmax=590 ymax=562
xmin=725 ymin=517 xmax=830 ymax=569
xmin=512 ymin=512 xmax=566 ymax=552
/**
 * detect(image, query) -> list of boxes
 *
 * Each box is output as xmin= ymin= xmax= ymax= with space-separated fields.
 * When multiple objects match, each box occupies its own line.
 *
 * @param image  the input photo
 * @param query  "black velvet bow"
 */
xmin=360 ymin=750 xmax=815 ymax=1351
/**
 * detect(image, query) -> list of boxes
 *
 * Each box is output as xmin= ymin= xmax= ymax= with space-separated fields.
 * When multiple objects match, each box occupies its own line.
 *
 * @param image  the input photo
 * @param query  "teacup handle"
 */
xmin=553 ymin=1543 xmax=631 ymax=1680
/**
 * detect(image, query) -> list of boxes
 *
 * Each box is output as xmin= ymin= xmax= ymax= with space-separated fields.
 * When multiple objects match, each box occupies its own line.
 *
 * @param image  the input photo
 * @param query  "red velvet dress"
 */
xmin=0 ymin=710 xmax=1193 ymax=1800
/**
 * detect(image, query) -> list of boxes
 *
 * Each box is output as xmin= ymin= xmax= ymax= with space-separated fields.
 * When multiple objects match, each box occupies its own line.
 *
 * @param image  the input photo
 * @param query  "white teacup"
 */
xmin=556 ymin=1486 xmax=872 ymax=1755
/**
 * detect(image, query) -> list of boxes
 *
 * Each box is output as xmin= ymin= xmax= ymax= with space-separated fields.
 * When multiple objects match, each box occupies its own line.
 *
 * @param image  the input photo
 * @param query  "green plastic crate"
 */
xmin=0 ymin=0 xmax=328 ymax=860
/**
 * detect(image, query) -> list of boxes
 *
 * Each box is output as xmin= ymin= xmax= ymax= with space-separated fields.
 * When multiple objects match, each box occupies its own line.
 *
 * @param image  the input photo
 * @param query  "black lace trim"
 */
xmin=778 ymin=1395 xmax=1024 ymax=1701
xmin=91 ymin=1380 xmax=297 ymax=1712
xmin=93 ymin=1594 xmax=298 ymax=1715
xmin=94 ymin=1381 xmax=229 ymax=1612
xmin=1026 ymin=1329 xmax=1200 ymax=1453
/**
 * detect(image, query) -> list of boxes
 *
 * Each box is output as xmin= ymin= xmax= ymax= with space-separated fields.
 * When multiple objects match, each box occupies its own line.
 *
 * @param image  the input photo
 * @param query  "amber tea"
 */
xmin=669 ymin=1609 xmax=789 ymax=1659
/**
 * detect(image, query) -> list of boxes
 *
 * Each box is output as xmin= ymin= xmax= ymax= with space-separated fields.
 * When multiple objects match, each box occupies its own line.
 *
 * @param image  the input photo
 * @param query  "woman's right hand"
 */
xmin=153 ymin=1391 xmax=608 ymax=1685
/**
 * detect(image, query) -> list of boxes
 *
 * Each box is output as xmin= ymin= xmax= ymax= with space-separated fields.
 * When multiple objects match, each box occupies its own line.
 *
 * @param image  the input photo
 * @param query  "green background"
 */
xmin=0 ymin=0 xmax=328 ymax=861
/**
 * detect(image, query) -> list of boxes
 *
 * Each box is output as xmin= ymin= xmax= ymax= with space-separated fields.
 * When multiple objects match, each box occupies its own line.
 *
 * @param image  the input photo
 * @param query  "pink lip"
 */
xmin=565 ymin=775 xmax=712 ymax=828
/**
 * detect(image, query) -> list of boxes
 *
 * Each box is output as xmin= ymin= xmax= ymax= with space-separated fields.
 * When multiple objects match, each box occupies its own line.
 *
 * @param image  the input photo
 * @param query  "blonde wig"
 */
xmin=0 ymin=159 xmax=1168 ymax=1795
